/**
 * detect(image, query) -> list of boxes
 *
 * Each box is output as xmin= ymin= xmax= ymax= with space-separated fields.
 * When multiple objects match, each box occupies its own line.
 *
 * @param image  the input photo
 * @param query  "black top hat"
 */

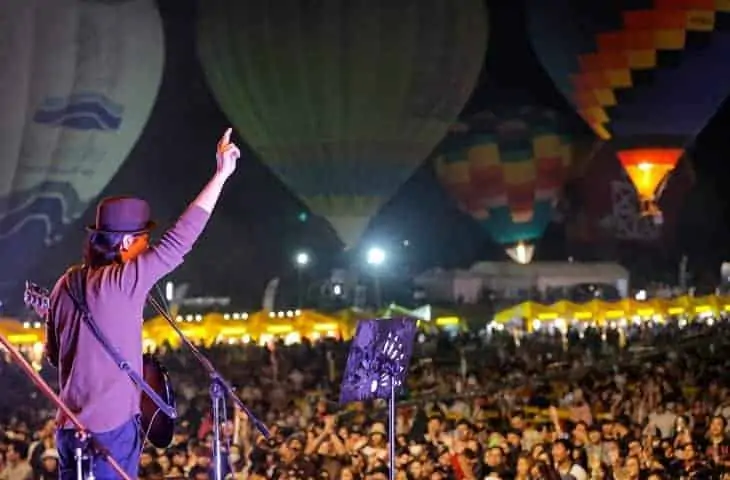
xmin=87 ymin=196 xmax=156 ymax=234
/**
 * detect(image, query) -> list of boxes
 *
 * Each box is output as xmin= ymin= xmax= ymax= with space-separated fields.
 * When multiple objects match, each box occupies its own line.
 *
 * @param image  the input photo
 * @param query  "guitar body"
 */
xmin=141 ymin=353 xmax=176 ymax=449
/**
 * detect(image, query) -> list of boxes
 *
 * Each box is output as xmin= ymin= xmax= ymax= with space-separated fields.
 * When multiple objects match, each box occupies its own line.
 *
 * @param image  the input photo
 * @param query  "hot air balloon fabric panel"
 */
xmin=481 ymin=201 xmax=556 ymax=246
xmin=616 ymin=147 xmax=682 ymax=201
xmin=197 ymin=0 xmax=488 ymax=248
xmin=436 ymin=108 xmax=573 ymax=246
xmin=0 ymin=0 xmax=164 ymax=283
xmin=527 ymin=0 xmax=730 ymax=146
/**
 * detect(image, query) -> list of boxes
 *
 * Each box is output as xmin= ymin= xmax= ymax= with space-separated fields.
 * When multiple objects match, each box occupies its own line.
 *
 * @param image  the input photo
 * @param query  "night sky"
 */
xmin=27 ymin=0 xmax=730 ymax=309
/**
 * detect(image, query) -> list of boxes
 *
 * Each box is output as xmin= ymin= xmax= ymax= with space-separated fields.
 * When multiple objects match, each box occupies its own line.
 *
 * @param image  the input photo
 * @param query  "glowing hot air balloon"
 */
xmin=197 ymin=0 xmax=488 ymax=249
xmin=566 ymin=145 xmax=694 ymax=244
xmin=527 ymin=0 xmax=729 ymax=218
xmin=436 ymin=107 xmax=574 ymax=264
xmin=0 ymin=0 xmax=163 ymax=290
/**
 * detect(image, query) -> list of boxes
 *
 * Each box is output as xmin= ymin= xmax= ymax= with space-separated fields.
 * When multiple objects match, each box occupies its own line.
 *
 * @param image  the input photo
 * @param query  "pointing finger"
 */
xmin=222 ymin=127 xmax=232 ymax=145
xmin=217 ymin=128 xmax=232 ymax=151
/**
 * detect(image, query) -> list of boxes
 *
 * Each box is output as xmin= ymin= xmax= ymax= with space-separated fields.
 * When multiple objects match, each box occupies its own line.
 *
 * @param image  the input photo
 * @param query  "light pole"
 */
xmin=294 ymin=251 xmax=310 ymax=308
xmin=366 ymin=247 xmax=386 ymax=309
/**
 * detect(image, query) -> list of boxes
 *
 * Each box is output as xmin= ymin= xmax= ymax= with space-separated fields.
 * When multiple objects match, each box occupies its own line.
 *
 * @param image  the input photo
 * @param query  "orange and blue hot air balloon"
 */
xmin=526 ymin=0 xmax=728 ymax=218
xmin=436 ymin=107 xmax=574 ymax=264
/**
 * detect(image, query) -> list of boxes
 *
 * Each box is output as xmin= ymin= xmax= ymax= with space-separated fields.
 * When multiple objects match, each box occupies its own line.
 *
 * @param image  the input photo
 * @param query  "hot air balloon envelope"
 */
xmin=197 ymin=0 xmax=488 ymax=248
xmin=527 ymin=0 xmax=730 ymax=215
xmin=436 ymin=107 xmax=575 ymax=263
xmin=0 ymin=0 xmax=163 ymax=292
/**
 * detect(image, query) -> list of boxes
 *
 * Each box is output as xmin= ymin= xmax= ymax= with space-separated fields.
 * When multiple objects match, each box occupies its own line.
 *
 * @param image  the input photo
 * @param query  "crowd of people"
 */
xmin=0 ymin=318 xmax=728 ymax=479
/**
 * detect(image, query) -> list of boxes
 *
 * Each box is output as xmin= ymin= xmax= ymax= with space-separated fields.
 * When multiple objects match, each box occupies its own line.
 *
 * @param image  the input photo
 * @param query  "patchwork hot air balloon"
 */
xmin=436 ymin=108 xmax=574 ymax=264
xmin=526 ymin=0 xmax=729 ymax=218
xmin=0 ymin=0 xmax=163 ymax=291
xmin=197 ymin=0 xmax=488 ymax=249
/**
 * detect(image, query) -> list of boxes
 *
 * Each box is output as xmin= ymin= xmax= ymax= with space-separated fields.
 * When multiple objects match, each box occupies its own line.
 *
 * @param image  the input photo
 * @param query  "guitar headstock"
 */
xmin=24 ymin=281 xmax=50 ymax=318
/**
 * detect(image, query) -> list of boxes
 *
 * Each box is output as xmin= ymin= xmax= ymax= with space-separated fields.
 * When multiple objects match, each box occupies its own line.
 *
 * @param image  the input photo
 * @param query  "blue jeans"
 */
xmin=56 ymin=416 xmax=142 ymax=480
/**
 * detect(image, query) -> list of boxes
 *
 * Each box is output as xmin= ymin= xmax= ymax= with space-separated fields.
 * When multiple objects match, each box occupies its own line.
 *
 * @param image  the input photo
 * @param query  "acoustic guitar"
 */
xmin=23 ymin=281 xmax=175 ymax=448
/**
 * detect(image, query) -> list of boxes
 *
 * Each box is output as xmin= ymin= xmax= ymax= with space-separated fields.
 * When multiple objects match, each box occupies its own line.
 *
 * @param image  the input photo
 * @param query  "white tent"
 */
xmin=415 ymin=262 xmax=630 ymax=303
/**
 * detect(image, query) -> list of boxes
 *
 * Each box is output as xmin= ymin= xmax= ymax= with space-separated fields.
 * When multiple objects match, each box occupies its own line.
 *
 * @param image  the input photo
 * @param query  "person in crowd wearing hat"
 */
xmin=37 ymin=449 xmax=59 ymax=480
xmin=27 ymin=419 xmax=55 ymax=477
xmin=44 ymin=128 xmax=241 ymax=480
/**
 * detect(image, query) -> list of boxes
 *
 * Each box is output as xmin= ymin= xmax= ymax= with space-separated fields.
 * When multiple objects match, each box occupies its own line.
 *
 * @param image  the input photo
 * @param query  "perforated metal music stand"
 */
xmin=339 ymin=318 xmax=417 ymax=480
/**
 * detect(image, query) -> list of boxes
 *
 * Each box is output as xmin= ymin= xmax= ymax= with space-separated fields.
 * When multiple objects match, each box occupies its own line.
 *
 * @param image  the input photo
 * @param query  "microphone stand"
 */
xmin=0 ymin=333 xmax=131 ymax=480
xmin=147 ymin=296 xmax=269 ymax=480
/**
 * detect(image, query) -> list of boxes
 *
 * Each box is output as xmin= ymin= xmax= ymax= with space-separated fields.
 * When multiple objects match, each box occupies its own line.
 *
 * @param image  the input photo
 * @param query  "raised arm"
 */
xmin=122 ymin=128 xmax=241 ymax=294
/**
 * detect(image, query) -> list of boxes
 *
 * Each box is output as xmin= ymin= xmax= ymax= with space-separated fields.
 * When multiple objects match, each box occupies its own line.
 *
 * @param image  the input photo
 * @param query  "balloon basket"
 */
xmin=639 ymin=199 xmax=663 ymax=225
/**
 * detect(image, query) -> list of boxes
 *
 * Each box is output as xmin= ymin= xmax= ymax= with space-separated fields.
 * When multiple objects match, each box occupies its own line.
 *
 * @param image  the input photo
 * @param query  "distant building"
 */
xmin=415 ymin=261 xmax=630 ymax=305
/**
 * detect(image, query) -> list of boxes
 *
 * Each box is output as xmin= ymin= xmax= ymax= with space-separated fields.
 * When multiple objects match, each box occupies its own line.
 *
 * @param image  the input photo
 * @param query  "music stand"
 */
xmin=339 ymin=318 xmax=417 ymax=480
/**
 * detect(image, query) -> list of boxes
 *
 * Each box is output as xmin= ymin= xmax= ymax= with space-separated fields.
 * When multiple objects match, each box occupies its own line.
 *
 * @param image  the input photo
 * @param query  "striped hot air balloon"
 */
xmin=526 ymin=0 xmax=728 ymax=218
xmin=436 ymin=107 xmax=574 ymax=264
xmin=0 ymin=0 xmax=163 ymax=294
xmin=197 ymin=0 xmax=488 ymax=249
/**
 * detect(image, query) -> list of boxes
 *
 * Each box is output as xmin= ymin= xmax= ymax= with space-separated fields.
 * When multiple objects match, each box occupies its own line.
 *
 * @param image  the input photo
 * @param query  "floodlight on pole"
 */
xmin=366 ymin=247 xmax=386 ymax=267
xmin=295 ymin=251 xmax=310 ymax=267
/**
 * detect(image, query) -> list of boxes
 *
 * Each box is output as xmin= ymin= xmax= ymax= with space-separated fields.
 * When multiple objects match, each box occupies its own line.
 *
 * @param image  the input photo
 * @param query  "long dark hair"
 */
xmin=83 ymin=231 xmax=126 ymax=268
xmin=533 ymin=460 xmax=561 ymax=480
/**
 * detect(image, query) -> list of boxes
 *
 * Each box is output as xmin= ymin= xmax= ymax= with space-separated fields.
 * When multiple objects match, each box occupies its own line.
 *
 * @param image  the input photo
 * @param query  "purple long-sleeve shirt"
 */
xmin=45 ymin=205 xmax=210 ymax=432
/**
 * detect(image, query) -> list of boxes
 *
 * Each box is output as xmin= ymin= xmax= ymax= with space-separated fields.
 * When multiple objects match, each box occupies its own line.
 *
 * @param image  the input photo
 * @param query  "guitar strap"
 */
xmin=64 ymin=266 xmax=177 ymax=419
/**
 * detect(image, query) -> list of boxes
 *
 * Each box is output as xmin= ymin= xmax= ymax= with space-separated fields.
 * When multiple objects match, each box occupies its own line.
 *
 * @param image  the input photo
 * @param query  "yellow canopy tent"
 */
xmin=246 ymin=311 xmax=299 ymax=344
xmin=0 ymin=318 xmax=44 ymax=345
xmin=215 ymin=312 xmax=251 ymax=342
xmin=545 ymin=300 xmax=580 ymax=321
xmin=338 ymin=304 xmax=465 ymax=333
xmin=143 ymin=314 xmax=213 ymax=348
xmin=667 ymin=295 xmax=692 ymax=316
xmin=368 ymin=304 xmax=464 ymax=334
xmin=334 ymin=308 xmax=371 ymax=337
xmin=293 ymin=310 xmax=345 ymax=339
xmin=632 ymin=299 xmax=668 ymax=319
xmin=692 ymin=295 xmax=720 ymax=317
xmin=142 ymin=309 xmax=347 ymax=347
xmin=588 ymin=299 xmax=621 ymax=325
xmin=143 ymin=315 xmax=172 ymax=339
xmin=718 ymin=295 xmax=730 ymax=314
xmin=407 ymin=304 xmax=464 ymax=331
xmin=491 ymin=294 xmax=730 ymax=328
xmin=0 ymin=318 xmax=45 ymax=370
xmin=493 ymin=301 xmax=552 ymax=332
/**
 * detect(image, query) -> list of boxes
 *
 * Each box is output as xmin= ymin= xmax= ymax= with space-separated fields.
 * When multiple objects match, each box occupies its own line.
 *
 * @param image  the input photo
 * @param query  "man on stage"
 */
xmin=44 ymin=129 xmax=241 ymax=479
